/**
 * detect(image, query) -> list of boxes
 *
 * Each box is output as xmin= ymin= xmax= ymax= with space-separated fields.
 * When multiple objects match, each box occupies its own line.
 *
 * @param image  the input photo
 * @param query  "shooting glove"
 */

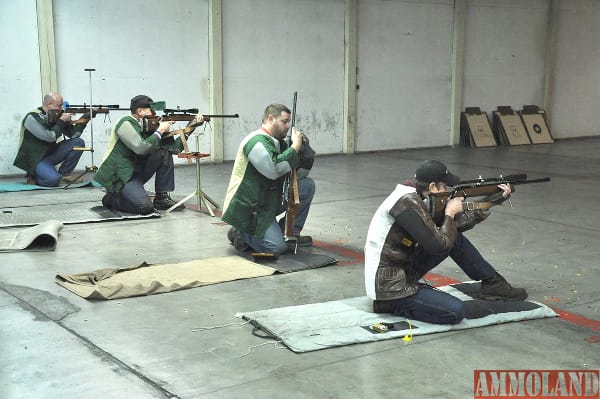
xmin=300 ymin=135 xmax=316 ymax=160
xmin=455 ymin=209 xmax=490 ymax=232
xmin=481 ymin=191 xmax=509 ymax=205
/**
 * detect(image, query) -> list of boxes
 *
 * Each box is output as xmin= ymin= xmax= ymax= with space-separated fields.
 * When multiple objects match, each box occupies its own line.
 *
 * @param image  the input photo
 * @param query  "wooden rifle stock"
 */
xmin=428 ymin=174 xmax=551 ymax=223
xmin=284 ymin=92 xmax=300 ymax=243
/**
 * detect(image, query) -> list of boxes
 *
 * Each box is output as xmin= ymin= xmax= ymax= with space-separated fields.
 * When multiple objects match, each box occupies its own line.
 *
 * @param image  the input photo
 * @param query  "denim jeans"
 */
xmin=240 ymin=176 xmax=315 ymax=254
xmin=34 ymin=137 xmax=85 ymax=187
xmin=387 ymin=232 xmax=497 ymax=324
xmin=110 ymin=148 xmax=175 ymax=214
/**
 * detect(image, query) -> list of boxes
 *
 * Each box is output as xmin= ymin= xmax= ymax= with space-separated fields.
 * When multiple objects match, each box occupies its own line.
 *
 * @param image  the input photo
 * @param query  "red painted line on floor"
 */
xmin=313 ymin=240 xmax=364 ymax=266
xmin=314 ymin=240 xmax=600 ymax=334
xmin=550 ymin=307 xmax=600 ymax=333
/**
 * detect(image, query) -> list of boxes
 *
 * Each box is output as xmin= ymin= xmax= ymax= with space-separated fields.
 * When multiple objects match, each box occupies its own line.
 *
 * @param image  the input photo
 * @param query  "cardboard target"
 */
xmin=520 ymin=113 xmax=553 ymax=144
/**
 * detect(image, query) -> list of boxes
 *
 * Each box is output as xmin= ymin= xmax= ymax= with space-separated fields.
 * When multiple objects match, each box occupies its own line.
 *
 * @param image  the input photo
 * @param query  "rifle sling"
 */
xmin=463 ymin=201 xmax=495 ymax=212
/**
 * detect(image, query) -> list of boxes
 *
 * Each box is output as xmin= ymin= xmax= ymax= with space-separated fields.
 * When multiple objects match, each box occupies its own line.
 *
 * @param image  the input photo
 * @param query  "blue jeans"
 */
xmin=34 ymin=137 xmax=85 ymax=187
xmin=240 ymin=176 xmax=315 ymax=254
xmin=110 ymin=148 xmax=175 ymax=214
xmin=388 ymin=232 xmax=496 ymax=324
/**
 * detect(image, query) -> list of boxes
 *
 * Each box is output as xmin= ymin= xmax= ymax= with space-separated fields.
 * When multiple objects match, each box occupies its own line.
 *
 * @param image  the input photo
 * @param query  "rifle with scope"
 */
xmin=140 ymin=108 xmax=239 ymax=137
xmin=47 ymin=104 xmax=128 ymax=126
xmin=427 ymin=174 xmax=551 ymax=224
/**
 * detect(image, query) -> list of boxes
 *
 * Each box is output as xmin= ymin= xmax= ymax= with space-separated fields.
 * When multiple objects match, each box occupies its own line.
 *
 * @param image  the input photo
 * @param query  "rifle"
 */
xmin=427 ymin=174 xmax=551 ymax=224
xmin=141 ymin=108 xmax=239 ymax=135
xmin=47 ymin=104 xmax=127 ymax=126
xmin=161 ymin=108 xmax=240 ymax=123
xmin=283 ymin=92 xmax=300 ymax=251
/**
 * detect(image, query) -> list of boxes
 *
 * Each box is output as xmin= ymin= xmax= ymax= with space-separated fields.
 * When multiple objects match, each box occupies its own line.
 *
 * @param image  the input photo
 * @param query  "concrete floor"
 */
xmin=1 ymin=138 xmax=599 ymax=399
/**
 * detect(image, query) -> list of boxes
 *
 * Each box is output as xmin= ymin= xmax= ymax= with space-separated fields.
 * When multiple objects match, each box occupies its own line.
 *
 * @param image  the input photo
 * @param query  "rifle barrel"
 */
xmin=458 ymin=173 xmax=528 ymax=185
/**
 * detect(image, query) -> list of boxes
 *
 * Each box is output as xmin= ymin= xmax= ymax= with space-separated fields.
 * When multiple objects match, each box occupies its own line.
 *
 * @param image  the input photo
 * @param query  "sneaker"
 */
xmin=153 ymin=192 xmax=184 ymax=211
xmin=296 ymin=235 xmax=313 ymax=247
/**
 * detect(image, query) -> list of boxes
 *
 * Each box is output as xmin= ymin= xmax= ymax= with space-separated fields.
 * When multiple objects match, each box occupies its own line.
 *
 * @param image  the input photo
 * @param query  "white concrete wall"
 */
xmin=550 ymin=0 xmax=600 ymax=137
xmin=462 ymin=0 xmax=549 ymax=118
xmin=222 ymin=0 xmax=345 ymax=160
xmin=2 ymin=0 xmax=600 ymax=175
xmin=0 ymin=0 xmax=42 ymax=175
xmin=52 ymin=0 xmax=210 ymax=169
xmin=356 ymin=0 xmax=454 ymax=151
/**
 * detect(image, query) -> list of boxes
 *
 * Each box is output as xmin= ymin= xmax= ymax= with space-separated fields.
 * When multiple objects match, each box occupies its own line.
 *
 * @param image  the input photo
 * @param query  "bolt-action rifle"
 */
xmin=141 ymin=107 xmax=239 ymax=137
xmin=283 ymin=92 xmax=300 ymax=251
xmin=427 ymin=173 xmax=551 ymax=224
xmin=47 ymin=104 xmax=127 ymax=126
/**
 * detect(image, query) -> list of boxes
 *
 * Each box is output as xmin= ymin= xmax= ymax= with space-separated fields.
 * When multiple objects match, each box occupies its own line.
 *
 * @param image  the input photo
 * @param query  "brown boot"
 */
xmin=480 ymin=272 xmax=527 ymax=301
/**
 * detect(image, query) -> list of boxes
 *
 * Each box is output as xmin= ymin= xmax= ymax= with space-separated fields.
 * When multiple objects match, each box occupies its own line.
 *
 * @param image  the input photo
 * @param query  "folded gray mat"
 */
xmin=236 ymin=281 xmax=558 ymax=353
xmin=0 ymin=220 xmax=64 ymax=252
xmin=0 ymin=203 xmax=160 ymax=228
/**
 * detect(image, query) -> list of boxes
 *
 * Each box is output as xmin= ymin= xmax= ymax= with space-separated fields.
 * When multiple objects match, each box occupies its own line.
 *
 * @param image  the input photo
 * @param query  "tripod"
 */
xmin=167 ymin=127 xmax=219 ymax=216
xmin=64 ymin=68 xmax=98 ymax=189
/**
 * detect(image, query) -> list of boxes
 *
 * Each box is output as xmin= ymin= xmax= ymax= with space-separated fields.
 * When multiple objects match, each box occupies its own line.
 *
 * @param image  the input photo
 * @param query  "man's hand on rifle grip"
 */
xmin=60 ymin=112 xmax=74 ymax=122
xmin=445 ymin=197 xmax=464 ymax=218
xmin=291 ymin=127 xmax=304 ymax=153
xmin=158 ymin=121 xmax=174 ymax=135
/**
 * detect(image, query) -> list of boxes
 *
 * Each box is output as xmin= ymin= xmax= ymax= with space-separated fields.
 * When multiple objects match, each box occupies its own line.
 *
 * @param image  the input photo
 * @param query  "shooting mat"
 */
xmin=240 ymin=248 xmax=338 ymax=273
xmin=55 ymin=256 xmax=277 ymax=300
xmin=0 ymin=180 xmax=99 ymax=192
xmin=0 ymin=203 xmax=160 ymax=228
xmin=236 ymin=281 xmax=557 ymax=353
xmin=0 ymin=220 xmax=64 ymax=252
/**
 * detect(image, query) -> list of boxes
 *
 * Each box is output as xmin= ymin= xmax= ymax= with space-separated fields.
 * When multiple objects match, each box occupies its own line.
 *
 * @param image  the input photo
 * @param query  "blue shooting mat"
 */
xmin=0 ymin=180 xmax=100 ymax=192
xmin=235 ymin=281 xmax=557 ymax=353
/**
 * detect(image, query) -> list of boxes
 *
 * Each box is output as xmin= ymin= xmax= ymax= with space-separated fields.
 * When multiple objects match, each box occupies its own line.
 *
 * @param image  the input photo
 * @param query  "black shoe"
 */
xmin=227 ymin=227 xmax=236 ymax=244
xmin=153 ymin=192 xmax=184 ymax=211
xmin=480 ymin=272 xmax=528 ymax=301
xmin=102 ymin=193 xmax=114 ymax=210
xmin=227 ymin=227 xmax=249 ymax=251
xmin=296 ymin=235 xmax=313 ymax=247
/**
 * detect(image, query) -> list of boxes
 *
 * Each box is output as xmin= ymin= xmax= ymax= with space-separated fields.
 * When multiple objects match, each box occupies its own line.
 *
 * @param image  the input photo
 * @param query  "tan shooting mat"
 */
xmin=55 ymin=256 xmax=277 ymax=300
xmin=521 ymin=113 xmax=554 ymax=144
xmin=497 ymin=114 xmax=531 ymax=145
xmin=464 ymin=113 xmax=497 ymax=147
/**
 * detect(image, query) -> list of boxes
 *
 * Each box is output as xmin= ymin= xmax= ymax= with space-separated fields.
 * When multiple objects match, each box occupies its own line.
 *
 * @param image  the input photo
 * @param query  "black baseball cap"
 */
xmin=414 ymin=160 xmax=460 ymax=186
xmin=130 ymin=95 xmax=154 ymax=110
